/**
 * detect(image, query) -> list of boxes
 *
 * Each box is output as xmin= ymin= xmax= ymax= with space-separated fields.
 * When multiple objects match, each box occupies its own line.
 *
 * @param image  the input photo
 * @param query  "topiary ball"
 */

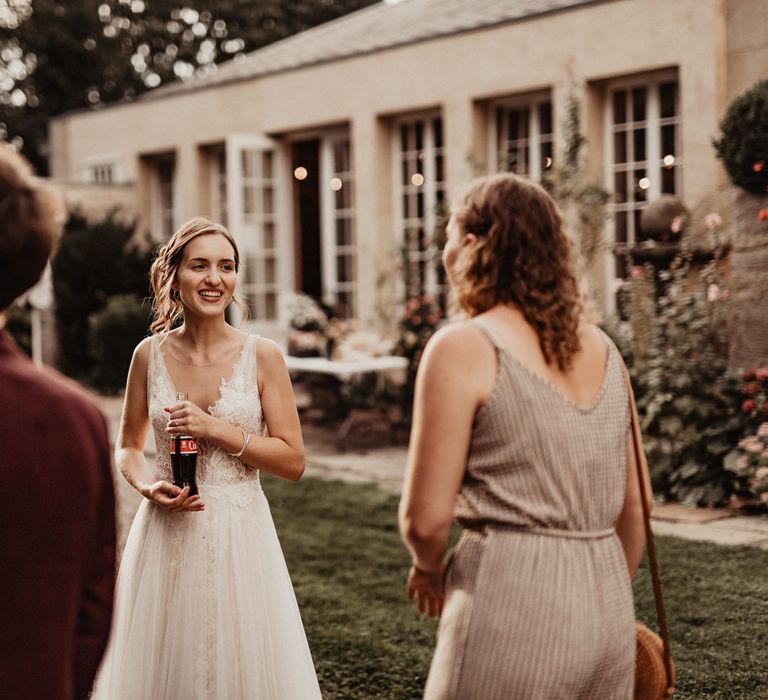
xmin=713 ymin=79 xmax=768 ymax=194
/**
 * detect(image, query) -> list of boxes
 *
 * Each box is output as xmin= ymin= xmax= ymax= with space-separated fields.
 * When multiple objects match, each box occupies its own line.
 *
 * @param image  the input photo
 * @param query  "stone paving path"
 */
xmin=94 ymin=395 xmax=768 ymax=551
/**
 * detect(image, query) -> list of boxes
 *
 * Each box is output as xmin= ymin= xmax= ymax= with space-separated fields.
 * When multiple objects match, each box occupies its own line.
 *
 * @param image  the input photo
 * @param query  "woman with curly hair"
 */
xmin=399 ymin=173 xmax=649 ymax=699
xmin=92 ymin=217 xmax=322 ymax=699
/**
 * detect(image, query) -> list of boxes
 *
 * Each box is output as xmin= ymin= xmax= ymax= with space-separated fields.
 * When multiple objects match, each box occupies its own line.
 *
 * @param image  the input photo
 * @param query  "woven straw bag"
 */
xmin=623 ymin=368 xmax=676 ymax=700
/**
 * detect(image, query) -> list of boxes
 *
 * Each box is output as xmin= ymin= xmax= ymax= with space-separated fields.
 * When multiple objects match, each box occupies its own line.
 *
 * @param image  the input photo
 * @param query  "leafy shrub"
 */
xmin=724 ymin=370 xmax=768 ymax=505
xmin=611 ymin=230 xmax=748 ymax=505
xmin=52 ymin=211 xmax=152 ymax=379
xmin=713 ymin=79 xmax=768 ymax=193
xmin=393 ymin=295 xmax=443 ymax=421
xmin=89 ymin=294 xmax=150 ymax=393
xmin=5 ymin=303 xmax=32 ymax=356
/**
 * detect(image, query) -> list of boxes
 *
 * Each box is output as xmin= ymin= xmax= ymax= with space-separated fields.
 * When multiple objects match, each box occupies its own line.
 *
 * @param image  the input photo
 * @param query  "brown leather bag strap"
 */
xmin=622 ymin=365 xmax=674 ymax=694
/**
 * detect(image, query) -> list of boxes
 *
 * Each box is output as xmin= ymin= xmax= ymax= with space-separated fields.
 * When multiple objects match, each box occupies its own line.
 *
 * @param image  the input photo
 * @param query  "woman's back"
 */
xmin=423 ymin=316 xmax=636 ymax=700
xmin=456 ymin=315 xmax=630 ymax=534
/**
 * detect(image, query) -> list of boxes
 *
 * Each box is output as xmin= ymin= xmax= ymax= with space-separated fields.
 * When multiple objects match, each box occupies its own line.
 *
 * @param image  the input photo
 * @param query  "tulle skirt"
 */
xmin=92 ymin=481 xmax=322 ymax=700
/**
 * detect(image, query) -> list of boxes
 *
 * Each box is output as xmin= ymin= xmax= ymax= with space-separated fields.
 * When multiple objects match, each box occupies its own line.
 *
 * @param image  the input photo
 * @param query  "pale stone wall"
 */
xmin=48 ymin=0 xmax=764 ymax=323
xmin=50 ymin=180 xmax=137 ymax=225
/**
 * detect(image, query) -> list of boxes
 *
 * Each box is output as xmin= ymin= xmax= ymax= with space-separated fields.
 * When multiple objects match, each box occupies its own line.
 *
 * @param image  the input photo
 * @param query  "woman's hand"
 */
xmin=164 ymin=399 xmax=215 ymax=440
xmin=142 ymin=481 xmax=205 ymax=512
xmin=407 ymin=563 xmax=446 ymax=618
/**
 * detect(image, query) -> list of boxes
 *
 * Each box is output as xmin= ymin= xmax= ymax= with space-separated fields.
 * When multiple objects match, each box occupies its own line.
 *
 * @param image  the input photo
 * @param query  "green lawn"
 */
xmin=264 ymin=475 xmax=768 ymax=699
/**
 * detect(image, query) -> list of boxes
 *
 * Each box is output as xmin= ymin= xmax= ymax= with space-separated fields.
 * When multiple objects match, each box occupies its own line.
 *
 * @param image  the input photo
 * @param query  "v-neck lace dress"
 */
xmin=423 ymin=322 xmax=635 ymax=700
xmin=91 ymin=335 xmax=322 ymax=700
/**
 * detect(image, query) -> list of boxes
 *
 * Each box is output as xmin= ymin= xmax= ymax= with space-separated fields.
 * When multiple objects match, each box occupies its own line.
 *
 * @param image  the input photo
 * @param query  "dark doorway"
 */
xmin=292 ymin=139 xmax=322 ymax=299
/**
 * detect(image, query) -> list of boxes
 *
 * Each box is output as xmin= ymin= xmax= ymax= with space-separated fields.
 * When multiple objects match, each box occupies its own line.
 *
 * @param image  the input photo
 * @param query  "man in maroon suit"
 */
xmin=0 ymin=145 xmax=116 ymax=699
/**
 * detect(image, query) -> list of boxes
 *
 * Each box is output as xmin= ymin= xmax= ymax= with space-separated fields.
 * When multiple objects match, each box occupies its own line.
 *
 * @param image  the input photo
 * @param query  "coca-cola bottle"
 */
xmin=169 ymin=392 xmax=199 ymax=497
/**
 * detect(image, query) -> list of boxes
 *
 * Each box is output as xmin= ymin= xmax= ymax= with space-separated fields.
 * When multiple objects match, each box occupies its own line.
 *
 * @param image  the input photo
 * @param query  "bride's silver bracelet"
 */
xmin=229 ymin=427 xmax=252 ymax=458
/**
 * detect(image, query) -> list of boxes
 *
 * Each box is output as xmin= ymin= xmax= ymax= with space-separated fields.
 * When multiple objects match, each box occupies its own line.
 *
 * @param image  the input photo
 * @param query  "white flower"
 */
xmin=707 ymin=284 xmax=721 ymax=302
xmin=704 ymin=213 xmax=723 ymax=230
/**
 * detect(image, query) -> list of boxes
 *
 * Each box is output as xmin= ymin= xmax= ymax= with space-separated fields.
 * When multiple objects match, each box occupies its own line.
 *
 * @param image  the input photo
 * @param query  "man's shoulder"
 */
xmin=2 ymin=352 xmax=105 ymax=428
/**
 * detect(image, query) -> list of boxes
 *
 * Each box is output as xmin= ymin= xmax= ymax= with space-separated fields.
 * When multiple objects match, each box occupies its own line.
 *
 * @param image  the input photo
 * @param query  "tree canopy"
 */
xmin=0 ymin=0 xmax=377 ymax=172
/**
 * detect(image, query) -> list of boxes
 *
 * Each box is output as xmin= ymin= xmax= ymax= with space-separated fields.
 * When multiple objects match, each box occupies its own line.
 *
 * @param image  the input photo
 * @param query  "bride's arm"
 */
xmin=170 ymin=338 xmax=305 ymax=482
xmin=118 ymin=339 xmax=204 ymax=511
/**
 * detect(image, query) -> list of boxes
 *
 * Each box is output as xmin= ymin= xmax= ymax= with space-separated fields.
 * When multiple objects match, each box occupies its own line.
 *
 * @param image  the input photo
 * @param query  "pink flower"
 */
xmin=631 ymin=266 xmax=644 ymax=279
xmin=743 ymin=370 xmax=756 ymax=382
xmin=753 ymin=161 xmax=765 ymax=173
xmin=737 ymin=455 xmax=749 ymax=470
xmin=670 ymin=215 xmax=683 ymax=233
xmin=744 ymin=381 xmax=762 ymax=397
xmin=755 ymin=369 xmax=768 ymax=381
xmin=707 ymin=284 xmax=721 ymax=302
xmin=758 ymin=423 xmax=768 ymax=438
xmin=755 ymin=467 xmax=768 ymax=480
xmin=759 ymin=208 xmax=768 ymax=224
xmin=743 ymin=399 xmax=757 ymax=413
xmin=704 ymin=213 xmax=722 ymax=230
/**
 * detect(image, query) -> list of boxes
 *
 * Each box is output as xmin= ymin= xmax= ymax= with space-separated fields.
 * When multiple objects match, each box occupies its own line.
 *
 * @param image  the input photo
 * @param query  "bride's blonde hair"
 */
xmin=149 ymin=217 xmax=248 ymax=334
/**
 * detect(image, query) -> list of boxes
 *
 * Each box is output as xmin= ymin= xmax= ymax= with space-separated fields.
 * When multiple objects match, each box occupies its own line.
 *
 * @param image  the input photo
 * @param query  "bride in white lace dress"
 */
xmin=92 ymin=218 xmax=322 ymax=699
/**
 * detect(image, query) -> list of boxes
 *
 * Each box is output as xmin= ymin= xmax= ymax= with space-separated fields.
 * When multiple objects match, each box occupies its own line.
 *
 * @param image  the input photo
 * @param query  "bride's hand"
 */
xmin=164 ymin=399 xmax=214 ymax=440
xmin=407 ymin=563 xmax=445 ymax=618
xmin=143 ymin=481 xmax=206 ymax=512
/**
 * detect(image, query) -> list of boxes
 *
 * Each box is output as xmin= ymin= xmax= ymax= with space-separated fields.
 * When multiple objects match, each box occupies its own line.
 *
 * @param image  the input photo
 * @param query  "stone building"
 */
xmin=48 ymin=0 xmax=768 ymax=335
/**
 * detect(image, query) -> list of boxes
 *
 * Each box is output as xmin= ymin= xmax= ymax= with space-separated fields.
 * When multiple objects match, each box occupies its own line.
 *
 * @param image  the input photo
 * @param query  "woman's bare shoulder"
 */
xmin=132 ymin=335 xmax=154 ymax=364
xmin=422 ymin=320 xmax=497 ymax=377
xmin=253 ymin=335 xmax=285 ymax=369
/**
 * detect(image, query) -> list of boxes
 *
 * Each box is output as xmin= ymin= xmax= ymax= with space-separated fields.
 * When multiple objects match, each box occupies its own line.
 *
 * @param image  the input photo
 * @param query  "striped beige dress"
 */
xmin=424 ymin=321 xmax=635 ymax=700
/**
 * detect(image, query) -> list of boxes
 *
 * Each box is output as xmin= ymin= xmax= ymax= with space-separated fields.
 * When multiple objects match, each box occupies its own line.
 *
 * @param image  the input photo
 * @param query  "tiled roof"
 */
xmin=147 ymin=0 xmax=611 ymax=99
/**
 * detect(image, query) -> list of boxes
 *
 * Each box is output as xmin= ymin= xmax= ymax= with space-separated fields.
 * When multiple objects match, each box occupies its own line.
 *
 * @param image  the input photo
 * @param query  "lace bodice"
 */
xmin=147 ymin=334 xmax=265 ymax=494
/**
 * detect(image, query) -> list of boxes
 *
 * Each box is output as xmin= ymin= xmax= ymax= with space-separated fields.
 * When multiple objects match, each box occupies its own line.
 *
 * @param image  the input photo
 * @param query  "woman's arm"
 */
xmin=399 ymin=323 xmax=495 ymax=616
xmin=615 ymin=370 xmax=653 ymax=577
xmin=118 ymin=339 xmax=204 ymax=511
xmin=167 ymin=338 xmax=305 ymax=482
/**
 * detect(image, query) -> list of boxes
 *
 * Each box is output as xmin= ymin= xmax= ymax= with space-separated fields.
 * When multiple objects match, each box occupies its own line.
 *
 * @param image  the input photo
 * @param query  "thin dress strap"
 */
xmin=246 ymin=334 xmax=259 ymax=386
xmin=471 ymin=318 xmax=505 ymax=351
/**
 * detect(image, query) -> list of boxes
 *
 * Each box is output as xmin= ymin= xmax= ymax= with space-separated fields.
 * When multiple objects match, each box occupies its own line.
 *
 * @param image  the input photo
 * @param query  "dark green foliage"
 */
xmin=5 ymin=303 xmax=32 ymax=356
xmin=607 ymin=238 xmax=748 ymax=505
xmin=713 ymin=79 xmax=768 ymax=194
xmin=51 ymin=211 xmax=152 ymax=380
xmin=0 ymin=0 xmax=377 ymax=172
xmin=542 ymin=86 xmax=609 ymax=268
xmin=264 ymin=475 xmax=768 ymax=698
xmin=89 ymin=293 xmax=150 ymax=393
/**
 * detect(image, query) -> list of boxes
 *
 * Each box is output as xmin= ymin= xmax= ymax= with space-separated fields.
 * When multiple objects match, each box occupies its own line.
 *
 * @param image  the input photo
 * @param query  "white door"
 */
xmin=225 ymin=134 xmax=289 ymax=340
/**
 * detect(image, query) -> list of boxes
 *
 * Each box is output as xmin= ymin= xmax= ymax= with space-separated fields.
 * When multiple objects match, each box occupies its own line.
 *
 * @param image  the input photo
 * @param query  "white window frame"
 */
xmin=225 ymin=134 xmax=287 ymax=335
xmin=82 ymin=156 xmax=123 ymax=185
xmin=146 ymin=153 xmax=176 ymax=243
xmin=320 ymin=131 xmax=357 ymax=317
xmin=391 ymin=111 xmax=447 ymax=306
xmin=210 ymin=144 xmax=228 ymax=227
xmin=602 ymin=70 xmax=681 ymax=311
xmin=489 ymin=92 xmax=554 ymax=181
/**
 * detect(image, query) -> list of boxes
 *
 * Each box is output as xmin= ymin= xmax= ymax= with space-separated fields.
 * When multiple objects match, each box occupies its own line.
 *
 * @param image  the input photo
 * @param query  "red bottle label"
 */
xmin=170 ymin=437 xmax=198 ymax=454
